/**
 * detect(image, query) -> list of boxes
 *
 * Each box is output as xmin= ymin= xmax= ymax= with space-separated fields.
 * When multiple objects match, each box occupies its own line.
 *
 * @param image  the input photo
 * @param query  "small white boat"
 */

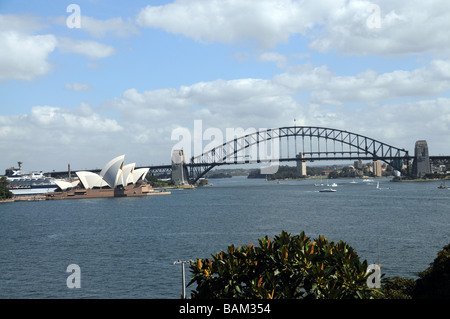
xmin=319 ymin=188 xmax=336 ymax=192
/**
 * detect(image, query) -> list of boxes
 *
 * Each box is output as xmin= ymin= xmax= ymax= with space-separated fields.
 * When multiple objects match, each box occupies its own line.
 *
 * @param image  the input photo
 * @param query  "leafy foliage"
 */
xmin=0 ymin=176 xmax=13 ymax=199
xmin=412 ymin=243 xmax=450 ymax=299
xmin=146 ymin=174 xmax=174 ymax=187
xmin=188 ymin=230 xmax=381 ymax=299
xmin=379 ymin=277 xmax=415 ymax=299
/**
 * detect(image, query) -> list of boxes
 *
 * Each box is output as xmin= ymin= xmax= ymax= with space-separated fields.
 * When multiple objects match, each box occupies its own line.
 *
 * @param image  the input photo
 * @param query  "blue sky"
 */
xmin=1 ymin=0 xmax=450 ymax=172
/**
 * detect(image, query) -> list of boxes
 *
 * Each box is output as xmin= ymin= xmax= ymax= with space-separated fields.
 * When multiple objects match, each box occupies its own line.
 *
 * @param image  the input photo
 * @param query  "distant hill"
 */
xmin=205 ymin=168 xmax=253 ymax=178
xmin=205 ymin=165 xmax=344 ymax=179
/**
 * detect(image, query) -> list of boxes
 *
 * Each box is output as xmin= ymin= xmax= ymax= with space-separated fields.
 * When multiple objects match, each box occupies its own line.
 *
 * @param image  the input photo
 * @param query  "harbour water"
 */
xmin=1 ymin=176 xmax=449 ymax=299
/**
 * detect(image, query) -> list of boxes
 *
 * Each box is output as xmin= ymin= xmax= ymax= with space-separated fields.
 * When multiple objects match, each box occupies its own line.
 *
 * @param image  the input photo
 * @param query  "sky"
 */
xmin=1 ymin=0 xmax=450 ymax=173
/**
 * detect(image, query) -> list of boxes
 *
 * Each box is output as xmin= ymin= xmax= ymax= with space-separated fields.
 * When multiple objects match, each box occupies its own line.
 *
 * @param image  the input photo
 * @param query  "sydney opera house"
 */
xmin=46 ymin=155 xmax=168 ymax=199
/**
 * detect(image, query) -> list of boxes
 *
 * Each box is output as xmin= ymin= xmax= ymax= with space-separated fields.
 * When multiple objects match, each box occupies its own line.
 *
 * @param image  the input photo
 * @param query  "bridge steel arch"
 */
xmin=187 ymin=126 xmax=411 ymax=184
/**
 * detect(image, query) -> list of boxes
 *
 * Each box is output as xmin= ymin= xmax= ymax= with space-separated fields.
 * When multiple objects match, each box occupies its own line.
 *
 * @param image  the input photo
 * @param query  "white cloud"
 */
xmin=105 ymin=78 xmax=297 ymax=130
xmin=0 ymin=14 xmax=46 ymax=33
xmin=105 ymin=59 xmax=450 ymax=129
xmin=0 ymin=104 xmax=125 ymax=171
xmin=136 ymin=0 xmax=450 ymax=56
xmin=0 ymin=30 xmax=57 ymax=81
xmin=308 ymin=0 xmax=450 ymax=56
xmin=336 ymin=98 xmax=450 ymax=153
xmin=272 ymin=60 xmax=450 ymax=105
xmin=27 ymin=105 xmax=122 ymax=133
xmin=136 ymin=0 xmax=321 ymax=48
xmin=0 ymin=14 xmax=117 ymax=82
xmin=58 ymin=37 xmax=116 ymax=59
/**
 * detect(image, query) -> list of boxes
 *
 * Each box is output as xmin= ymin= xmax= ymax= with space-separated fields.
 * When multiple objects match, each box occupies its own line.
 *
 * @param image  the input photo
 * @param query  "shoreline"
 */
xmin=391 ymin=177 xmax=449 ymax=182
xmin=6 ymin=191 xmax=172 ymax=202
xmin=266 ymin=176 xmax=449 ymax=183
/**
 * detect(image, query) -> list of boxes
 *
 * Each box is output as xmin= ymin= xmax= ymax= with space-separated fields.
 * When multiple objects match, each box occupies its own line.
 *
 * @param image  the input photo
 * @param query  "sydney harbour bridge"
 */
xmin=48 ymin=126 xmax=448 ymax=185
xmin=144 ymin=126 xmax=449 ymax=185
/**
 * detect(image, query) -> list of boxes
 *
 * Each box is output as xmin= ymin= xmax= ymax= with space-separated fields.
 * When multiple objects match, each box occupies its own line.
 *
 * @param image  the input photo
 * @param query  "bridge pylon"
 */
xmin=412 ymin=140 xmax=431 ymax=178
xmin=296 ymin=152 xmax=307 ymax=177
xmin=171 ymin=150 xmax=189 ymax=185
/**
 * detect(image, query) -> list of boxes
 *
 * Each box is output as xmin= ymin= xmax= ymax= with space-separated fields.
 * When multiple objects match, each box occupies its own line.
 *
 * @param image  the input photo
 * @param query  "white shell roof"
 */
xmin=120 ymin=163 xmax=136 ymax=186
xmin=76 ymin=171 xmax=104 ymax=189
xmin=55 ymin=179 xmax=80 ymax=191
xmin=73 ymin=155 xmax=148 ymax=190
xmin=100 ymin=155 xmax=125 ymax=188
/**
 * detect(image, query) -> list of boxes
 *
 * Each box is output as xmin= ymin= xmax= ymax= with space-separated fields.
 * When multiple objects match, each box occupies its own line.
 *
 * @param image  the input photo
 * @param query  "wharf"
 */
xmin=0 ymin=198 xmax=16 ymax=203
xmin=2 ymin=190 xmax=171 ymax=203
xmin=2 ymin=195 xmax=46 ymax=202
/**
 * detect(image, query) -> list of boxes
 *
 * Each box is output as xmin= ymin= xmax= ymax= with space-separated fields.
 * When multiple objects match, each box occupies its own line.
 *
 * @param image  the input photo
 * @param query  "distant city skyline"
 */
xmin=1 ymin=0 xmax=450 ymax=173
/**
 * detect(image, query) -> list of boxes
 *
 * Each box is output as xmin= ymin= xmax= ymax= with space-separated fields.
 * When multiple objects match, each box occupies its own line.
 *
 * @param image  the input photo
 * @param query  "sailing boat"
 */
xmin=376 ymin=181 xmax=391 ymax=190
xmin=438 ymin=180 xmax=447 ymax=189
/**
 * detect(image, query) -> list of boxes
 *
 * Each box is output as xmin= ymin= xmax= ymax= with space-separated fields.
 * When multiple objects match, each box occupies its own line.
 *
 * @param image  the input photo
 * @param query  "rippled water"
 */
xmin=1 ymin=177 xmax=449 ymax=298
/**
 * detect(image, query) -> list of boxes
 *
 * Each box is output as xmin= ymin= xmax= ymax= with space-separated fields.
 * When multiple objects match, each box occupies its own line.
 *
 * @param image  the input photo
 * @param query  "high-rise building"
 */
xmin=373 ymin=161 xmax=383 ymax=177
xmin=354 ymin=160 xmax=363 ymax=169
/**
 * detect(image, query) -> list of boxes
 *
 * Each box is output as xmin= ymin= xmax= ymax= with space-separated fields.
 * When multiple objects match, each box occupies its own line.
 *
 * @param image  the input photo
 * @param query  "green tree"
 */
xmin=146 ymin=174 xmax=174 ymax=187
xmin=188 ymin=231 xmax=381 ymax=299
xmin=412 ymin=243 xmax=450 ymax=299
xmin=379 ymin=243 xmax=450 ymax=299
xmin=0 ymin=176 xmax=14 ymax=199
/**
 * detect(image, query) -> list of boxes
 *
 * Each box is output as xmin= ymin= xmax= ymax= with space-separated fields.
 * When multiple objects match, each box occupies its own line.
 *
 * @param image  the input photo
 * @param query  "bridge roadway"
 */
xmin=47 ymin=155 xmax=449 ymax=179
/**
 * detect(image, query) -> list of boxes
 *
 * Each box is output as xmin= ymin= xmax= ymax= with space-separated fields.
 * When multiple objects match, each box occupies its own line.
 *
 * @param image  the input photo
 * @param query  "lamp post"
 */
xmin=173 ymin=259 xmax=193 ymax=299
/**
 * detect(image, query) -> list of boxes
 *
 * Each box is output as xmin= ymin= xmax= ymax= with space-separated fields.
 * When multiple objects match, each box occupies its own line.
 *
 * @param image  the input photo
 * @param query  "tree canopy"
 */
xmin=188 ymin=230 xmax=381 ymax=299
xmin=0 ymin=176 xmax=13 ymax=200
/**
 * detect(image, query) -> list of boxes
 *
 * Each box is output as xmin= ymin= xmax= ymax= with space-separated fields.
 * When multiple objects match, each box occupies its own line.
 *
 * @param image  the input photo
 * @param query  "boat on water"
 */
xmin=319 ymin=188 xmax=336 ymax=192
xmin=5 ymin=162 xmax=58 ymax=196
xmin=438 ymin=181 xmax=448 ymax=189
xmin=315 ymin=179 xmax=337 ymax=187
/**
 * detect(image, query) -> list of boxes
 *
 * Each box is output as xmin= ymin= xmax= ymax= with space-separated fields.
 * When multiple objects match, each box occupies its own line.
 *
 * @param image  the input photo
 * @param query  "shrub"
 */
xmin=0 ymin=176 xmax=13 ymax=200
xmin=412 ymin=243 xmax=450 ymax=299
xmin=379 ymin=277 xmax=415 ymax=299
xmin=188 ymin=230 xmax=381 ymax=299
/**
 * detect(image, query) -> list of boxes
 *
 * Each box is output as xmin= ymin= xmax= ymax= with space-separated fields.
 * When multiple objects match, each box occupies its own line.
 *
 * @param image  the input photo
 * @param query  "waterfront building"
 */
xmin=354 ymin=160 xmax=363 ymax=170
xmin=373 ymin=161 xmax=382 ymax=177
xmin=46 ymin=155 xmax=168 ymax=199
